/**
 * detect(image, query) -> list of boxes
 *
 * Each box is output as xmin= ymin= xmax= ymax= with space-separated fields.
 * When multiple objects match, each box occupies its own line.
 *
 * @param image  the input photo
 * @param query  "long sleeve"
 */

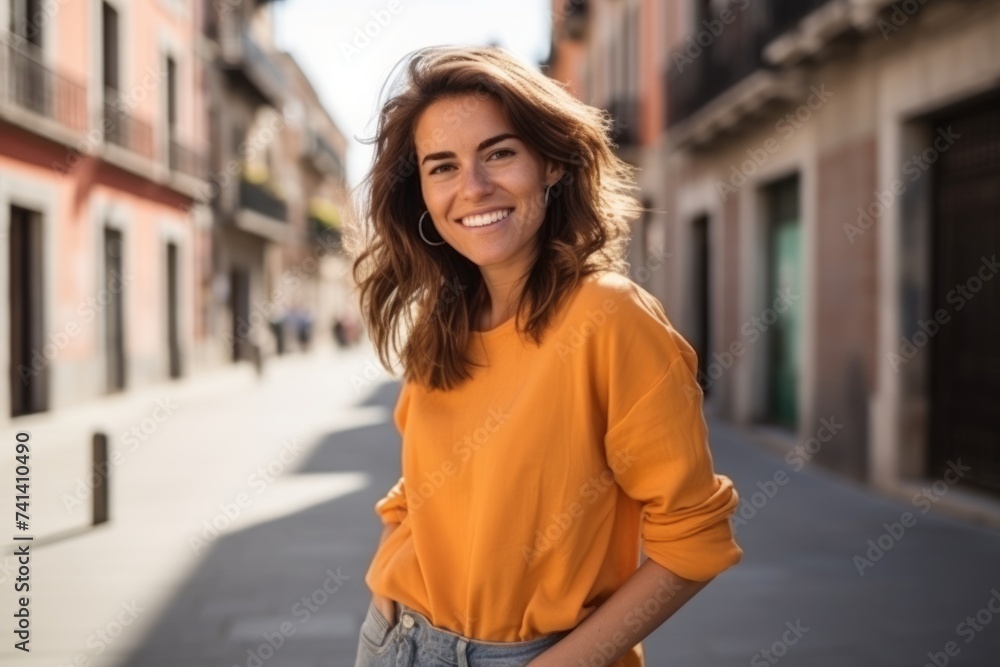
xmin=375 ymin=476 xmax=408 ymax=525
xmin=605 ymin=353 xmax=742 ymax=581
xmin=601 ymin=286 xmax=742 ymax=582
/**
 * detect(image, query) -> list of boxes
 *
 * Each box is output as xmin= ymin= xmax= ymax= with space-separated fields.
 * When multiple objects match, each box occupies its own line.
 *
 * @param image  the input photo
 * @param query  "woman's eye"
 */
xmin=428 ymin=150 xmax=512 ymax=175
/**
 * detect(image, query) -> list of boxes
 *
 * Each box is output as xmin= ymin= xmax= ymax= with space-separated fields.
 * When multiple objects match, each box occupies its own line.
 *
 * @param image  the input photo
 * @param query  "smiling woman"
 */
xmin=347 ymin=45 xmax=742 ymax=667
xmin=414 ymin=96 xmax=565 ymax=315
xmin=348 ymin=45 xmax=639 ymax=389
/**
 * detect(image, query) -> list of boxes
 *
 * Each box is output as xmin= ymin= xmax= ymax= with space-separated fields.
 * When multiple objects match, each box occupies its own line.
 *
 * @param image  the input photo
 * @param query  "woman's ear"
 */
xmin=545 ymin=161 xmax=566 ymax=187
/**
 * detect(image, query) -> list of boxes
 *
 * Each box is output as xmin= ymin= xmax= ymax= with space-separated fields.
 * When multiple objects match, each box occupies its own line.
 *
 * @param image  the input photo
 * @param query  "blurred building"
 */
xmin=202 ymin=0 xmax=350 ymax=363
xmin=0 ymin=0 xmax=350 ymax=425
xmin=0 ymin=0 xmax=210 ymax=417
xmin=548 ymin=0 xmax=1000 ymax=522
xmin=274 ymin=51 xmax=353 ymax=355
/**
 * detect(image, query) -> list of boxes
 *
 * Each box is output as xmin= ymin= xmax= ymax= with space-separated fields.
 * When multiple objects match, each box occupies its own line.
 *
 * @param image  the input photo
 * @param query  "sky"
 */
xmin=273 ymin=0 xmax=553 ymax=188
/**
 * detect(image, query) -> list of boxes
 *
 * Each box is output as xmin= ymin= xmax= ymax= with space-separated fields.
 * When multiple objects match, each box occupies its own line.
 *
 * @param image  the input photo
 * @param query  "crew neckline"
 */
xmin=472 ymin=313 xmax=518 ymax=338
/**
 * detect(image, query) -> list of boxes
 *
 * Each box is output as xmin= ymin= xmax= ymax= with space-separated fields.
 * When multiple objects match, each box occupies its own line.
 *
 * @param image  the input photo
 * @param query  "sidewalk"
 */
xmin=0 ymin=342 xmax=393 ymax=666
xmin=3 ymin=352 xmax=259 ymax=543
xmin=0 ymin=343 xmax=998 ymax=666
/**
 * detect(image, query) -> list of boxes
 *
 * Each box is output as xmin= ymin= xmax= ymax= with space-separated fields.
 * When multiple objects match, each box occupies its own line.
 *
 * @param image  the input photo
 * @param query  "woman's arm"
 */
xmin=526 ymin=557 xmax=712 ymax=667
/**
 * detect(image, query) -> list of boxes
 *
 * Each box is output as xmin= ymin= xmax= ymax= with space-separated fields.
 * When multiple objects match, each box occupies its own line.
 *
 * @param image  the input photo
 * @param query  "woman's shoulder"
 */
xmin=566 ymin=270 xmax=672 ymax=329
xmin=560 ymin=269 xmax=693 ymax=371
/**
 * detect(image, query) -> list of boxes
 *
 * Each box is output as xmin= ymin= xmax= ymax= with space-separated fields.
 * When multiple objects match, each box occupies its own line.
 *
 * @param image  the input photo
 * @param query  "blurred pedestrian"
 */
xmin=269 ymin=305 xmax=287 ymax=355
xmin=290 ymin=305 xmax=314 ymax=351
xmin=333 ymin=317 xmax=348 ymax=348
xmin=349 ymin=45 xmax=742 ymax=667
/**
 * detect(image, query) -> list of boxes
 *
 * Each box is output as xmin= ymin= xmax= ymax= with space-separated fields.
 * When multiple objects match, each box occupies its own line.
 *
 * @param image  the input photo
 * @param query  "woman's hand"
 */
xmin=524 ymin=560 xmax=712 ymax=666
xmin=370 ymin=522 xmax=401 ymax=625
xmin=372 ymin=592 xmax=397 ymax=627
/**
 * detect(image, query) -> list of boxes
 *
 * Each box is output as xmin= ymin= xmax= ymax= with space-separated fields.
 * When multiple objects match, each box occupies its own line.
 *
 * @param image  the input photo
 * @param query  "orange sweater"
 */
xmin=364 ymin=271 xmax=742 ymax=666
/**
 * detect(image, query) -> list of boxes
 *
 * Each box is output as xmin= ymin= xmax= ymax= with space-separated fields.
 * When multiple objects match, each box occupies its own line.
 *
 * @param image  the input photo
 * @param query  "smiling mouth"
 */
xmin=459 ymin=208 xmax=513 ymax=228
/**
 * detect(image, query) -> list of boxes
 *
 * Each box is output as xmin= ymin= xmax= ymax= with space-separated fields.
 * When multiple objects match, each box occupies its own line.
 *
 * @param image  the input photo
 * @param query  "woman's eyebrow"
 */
xmin=420 ymin=133 xmax=520 ymax=165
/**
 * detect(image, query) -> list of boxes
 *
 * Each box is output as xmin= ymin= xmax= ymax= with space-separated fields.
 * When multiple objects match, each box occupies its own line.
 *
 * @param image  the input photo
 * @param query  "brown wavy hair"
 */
xmin=347 ymin=45 xmax=640 ymax=391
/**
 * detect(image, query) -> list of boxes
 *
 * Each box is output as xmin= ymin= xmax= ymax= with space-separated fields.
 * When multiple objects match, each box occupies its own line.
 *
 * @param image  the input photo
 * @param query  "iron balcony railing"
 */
xmin=0 ymin=33 xmax=86 ymax=132
xmin=217 ymin=12 xmax=285 ymax=104
xmin=303 ymin=128 xmax=345 ymax=180
xmin=665 ymin=0 xmax=834 ymax=128
xmin=103 ymin=88 xmax=155 ymax=159
xmin=239 ymin=178 xmax=287 ymax=222
xmin=308 ymin=215 xmax=341 ymax=249
xmin=770 ymin=0 xmax=832 ymax=39
xmin=169 ymin=138 xmax=206 ymax=178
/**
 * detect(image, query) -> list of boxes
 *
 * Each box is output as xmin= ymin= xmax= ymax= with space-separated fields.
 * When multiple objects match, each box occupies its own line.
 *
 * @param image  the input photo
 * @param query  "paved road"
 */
xmin=1 ymin=343 xmax=998 ymax=666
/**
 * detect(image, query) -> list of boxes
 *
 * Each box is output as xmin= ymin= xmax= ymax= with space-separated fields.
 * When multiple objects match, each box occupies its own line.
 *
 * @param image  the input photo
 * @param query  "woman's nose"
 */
xmin=459 ymin=162 xmax=494 ymax=199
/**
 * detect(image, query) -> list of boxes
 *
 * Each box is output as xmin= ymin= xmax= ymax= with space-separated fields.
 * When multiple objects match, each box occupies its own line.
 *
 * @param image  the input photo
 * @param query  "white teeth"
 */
xmin=461 ymin=209 xmax=512 ymax=227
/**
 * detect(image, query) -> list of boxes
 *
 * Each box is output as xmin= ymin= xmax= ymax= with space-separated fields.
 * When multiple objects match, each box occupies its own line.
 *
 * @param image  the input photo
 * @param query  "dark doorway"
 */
xmin=691 ymin=215 xmax=712 ymax=395
xmin=929 ymin=97 xmax=1000 ymax=497
xmin=763 ymin=175 xmax=801 ymax=429
xmin=8 ymin=205 xmax=47 ymax=417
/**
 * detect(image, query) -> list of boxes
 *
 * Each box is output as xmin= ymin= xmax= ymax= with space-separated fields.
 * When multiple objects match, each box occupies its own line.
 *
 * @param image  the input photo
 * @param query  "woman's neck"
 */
xmin=477 ymin=269 xmax=525 ymax=331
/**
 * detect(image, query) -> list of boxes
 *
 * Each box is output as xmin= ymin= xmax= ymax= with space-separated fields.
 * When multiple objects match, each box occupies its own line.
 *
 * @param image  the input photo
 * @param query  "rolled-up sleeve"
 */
xmin=375 ymin=476 xmax=408 ymax=525
xmin=604 ymin=348 xmax=742 ymax=582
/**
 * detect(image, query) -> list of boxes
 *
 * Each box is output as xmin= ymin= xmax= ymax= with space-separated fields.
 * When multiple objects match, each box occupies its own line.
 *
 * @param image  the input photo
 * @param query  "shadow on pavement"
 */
xmin=118 ymin=380 xmax=403 ymax=667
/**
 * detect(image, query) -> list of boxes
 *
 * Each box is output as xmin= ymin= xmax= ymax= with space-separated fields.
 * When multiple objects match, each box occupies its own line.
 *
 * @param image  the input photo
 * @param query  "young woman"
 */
xmin=349 ymin=45 xmax=742 ymax=667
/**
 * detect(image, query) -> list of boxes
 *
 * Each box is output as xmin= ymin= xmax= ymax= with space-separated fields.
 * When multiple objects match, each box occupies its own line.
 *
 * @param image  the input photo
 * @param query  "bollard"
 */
xmin=92 ymin=432 xmax=109 ymax=525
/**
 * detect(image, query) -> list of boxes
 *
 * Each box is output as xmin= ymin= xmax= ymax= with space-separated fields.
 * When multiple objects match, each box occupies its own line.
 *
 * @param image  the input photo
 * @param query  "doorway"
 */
xmin=928 ymin=97 xmax=1000 ymax=496
xmin=691 ymin=214 xmax=711 ymax=394
xmin=763 ymin=175 xmax=801 ymax=429
xmin=8 ymin=205 xmax=47 ymax=417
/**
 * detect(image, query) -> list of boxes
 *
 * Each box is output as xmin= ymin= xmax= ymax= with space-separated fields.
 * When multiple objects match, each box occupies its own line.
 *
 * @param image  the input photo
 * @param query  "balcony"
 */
xmin=308 ymin=215 xmax=341 ymax=249
xmin=301 ymin=128 xmax=345 ymax=180
xmin=307 ymin=198 xmax=342 ymax=251
xmin=230 ymin=174 xmax=290 ymax=243
xmin=666 ymin=0 xmax=834 ymax=129
xmin=607 ymin=97 xmax=639 ymax=148
xmin=169 ymin=138 xmax=206 ymax=179
xmin=217 ymin=13 xmax=285 ymax=105
xmin=770 ymin=0 xmax=834 ymax=39
xmin=0 ymin=34 xmax=87 ymax=138
xmin=239 ymin=177 xmax=287 ymax=222
xmin=103 ymin=90 xmax=155 ymax=160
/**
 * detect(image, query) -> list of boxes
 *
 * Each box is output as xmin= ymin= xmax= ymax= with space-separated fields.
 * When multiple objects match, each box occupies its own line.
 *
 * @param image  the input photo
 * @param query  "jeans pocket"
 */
xmin=360 ymin=600 xmax=398 ymax=655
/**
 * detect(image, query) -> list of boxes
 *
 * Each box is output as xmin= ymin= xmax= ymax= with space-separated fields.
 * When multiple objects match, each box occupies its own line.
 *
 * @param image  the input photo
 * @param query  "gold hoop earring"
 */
xmin=544 ymin=183 xmax=554 ymax=206
xmin=418 ymin=211 xmax=446 ymax=246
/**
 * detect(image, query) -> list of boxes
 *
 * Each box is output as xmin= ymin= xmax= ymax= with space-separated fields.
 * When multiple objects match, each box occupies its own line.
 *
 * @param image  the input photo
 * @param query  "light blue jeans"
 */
xmin=354 ymin=600 xmax=570 ymax=666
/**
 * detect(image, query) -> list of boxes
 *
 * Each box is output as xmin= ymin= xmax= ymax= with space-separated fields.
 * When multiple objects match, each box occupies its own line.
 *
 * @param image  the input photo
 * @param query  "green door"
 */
xmin=767 ymin=177 xmax=801 ymax=428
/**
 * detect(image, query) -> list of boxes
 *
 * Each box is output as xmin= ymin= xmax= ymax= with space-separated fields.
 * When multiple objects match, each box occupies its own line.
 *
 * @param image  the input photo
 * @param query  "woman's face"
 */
xmin=414 ymin=93 xmax=562 ymax=275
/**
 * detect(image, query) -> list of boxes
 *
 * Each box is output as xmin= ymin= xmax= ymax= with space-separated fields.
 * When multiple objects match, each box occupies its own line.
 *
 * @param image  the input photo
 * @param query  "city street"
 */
xmin=1 ymin=342 xmax=998 ymax=667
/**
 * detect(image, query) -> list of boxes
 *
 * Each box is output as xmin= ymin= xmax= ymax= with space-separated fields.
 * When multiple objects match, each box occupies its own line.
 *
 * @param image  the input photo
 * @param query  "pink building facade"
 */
xmin=1 ymin=0 xmax=209 ymax=421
